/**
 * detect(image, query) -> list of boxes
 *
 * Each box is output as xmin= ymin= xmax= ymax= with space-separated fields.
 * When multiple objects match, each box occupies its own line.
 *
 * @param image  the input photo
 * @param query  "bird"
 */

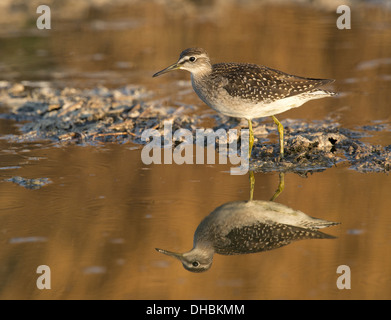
xmin=153 ymin=47 xmax=335 ymax=159
xmin=156 ymin=199 xmax=339 ymax=272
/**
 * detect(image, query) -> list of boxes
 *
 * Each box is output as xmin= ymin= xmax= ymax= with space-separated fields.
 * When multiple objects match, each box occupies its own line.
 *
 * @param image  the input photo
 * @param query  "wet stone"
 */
xmin=5 ymin=176 xmax=53 ymax=190
xmin=0 ymin=81 xmax=390 ymax=174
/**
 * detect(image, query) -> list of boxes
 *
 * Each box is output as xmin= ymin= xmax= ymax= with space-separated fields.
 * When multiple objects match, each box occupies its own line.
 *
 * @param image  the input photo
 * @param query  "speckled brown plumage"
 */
xmin=215 ymin=221 xmax=335 ymax=255
xmin=209 ymin=63 xmax=334 ymax=103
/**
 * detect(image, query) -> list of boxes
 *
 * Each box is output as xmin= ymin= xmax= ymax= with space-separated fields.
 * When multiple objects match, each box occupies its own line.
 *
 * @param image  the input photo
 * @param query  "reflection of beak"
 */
xmin=152 ymin=63 xmax=180 ymax=77
xmin=155 ymin=248 xmax=182 ymax=260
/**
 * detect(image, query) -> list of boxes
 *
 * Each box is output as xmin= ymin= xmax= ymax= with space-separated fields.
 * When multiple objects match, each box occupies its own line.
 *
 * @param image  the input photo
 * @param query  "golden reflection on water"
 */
xmin=0 ymin=1 xmax=391 ymax=300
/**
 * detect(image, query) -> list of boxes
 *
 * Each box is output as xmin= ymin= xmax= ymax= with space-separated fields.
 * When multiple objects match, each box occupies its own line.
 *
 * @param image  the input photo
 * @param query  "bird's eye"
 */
xmin=189 ymin=57 xmax=196 ymax=62
xmin=192 ymin=261 xmax=199 ymax=267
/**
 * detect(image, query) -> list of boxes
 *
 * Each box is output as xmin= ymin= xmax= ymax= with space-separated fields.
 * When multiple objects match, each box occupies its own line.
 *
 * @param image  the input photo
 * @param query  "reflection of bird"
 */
xmin=156 ymin=200 xmax=339 ymax=273
xmin=153 ymin=47 xmax=335 ymax=159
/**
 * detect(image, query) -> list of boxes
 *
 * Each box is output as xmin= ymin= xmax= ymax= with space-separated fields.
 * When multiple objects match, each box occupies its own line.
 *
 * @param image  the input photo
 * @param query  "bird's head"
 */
xmin=153 ymin=47 xmax=212 ymax=78
xmin=155 ymin=246 xmax=213 ymax=273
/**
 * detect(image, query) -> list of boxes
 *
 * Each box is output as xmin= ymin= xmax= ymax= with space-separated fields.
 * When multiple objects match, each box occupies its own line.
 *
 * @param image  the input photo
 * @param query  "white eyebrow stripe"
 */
xmin=178 ymin=57 xmax=188 ymax=64
xmin=179 ymin=53 xmax=209 ymax=63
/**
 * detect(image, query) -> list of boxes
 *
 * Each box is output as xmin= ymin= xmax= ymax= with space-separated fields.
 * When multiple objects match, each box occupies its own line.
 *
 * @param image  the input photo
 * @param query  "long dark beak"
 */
xmin=155 ymin=248 xmax=183 ymax=260
xmin=153 ymin=62 xmax=180 ymax=77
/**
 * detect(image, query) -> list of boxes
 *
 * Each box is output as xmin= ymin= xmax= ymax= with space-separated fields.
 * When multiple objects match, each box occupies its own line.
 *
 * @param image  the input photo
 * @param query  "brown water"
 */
xmin=0 ymin=1 xmax=391 ymax=300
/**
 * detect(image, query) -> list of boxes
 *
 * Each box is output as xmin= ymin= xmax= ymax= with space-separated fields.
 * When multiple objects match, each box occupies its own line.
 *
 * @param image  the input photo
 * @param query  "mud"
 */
xmin=250 ymin=120 xmax=391 ymax=174
xmin=0 ymin=81 xmax=390 ymax=174
xmin=5 ymin=176 xmax=53 ymax=190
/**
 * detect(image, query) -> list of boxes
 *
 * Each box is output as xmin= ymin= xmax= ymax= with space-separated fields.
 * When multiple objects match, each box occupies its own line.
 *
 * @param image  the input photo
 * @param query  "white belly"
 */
xmin=194 ymin=83 xmax=332 ymax=120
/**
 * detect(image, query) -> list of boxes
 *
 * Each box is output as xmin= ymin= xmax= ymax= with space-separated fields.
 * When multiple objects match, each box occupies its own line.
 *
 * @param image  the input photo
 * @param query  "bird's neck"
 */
xmin=189 ymin=64 xmax=213 ymax=82
xmin=192 ymin=235 xmax=215 ymax=254
xmin=188 ymin=244 xmax=215 ymax=258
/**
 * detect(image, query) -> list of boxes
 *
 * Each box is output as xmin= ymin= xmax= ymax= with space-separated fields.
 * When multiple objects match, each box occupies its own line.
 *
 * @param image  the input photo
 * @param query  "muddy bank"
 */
xmin=0 ymin=81 xmax=390 ymax=174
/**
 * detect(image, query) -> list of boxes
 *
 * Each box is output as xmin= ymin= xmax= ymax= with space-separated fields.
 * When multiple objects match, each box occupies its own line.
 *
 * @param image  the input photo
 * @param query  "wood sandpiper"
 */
xmin=156 ymin=171 xmax=339 ymax=272
xmin=153 ymin=48 xmax=335 ymax=159
xmin=156 ymin=195 xmax=338 ymax=273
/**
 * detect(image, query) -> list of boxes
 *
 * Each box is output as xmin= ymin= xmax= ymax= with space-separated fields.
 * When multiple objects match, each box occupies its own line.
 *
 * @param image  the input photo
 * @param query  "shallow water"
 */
xmin=0 ymin=1 xmax=390 ymax=300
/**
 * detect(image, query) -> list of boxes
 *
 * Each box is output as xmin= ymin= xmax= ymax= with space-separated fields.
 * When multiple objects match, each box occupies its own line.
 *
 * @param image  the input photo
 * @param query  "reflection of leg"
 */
xmin=249 ymin=170 xmax=255 ymax=201
xmin=248 ymin=119 xmax=254 ymax=157
xmin=270 ymin=172 xmax=285 ymax=201
xmin=271 ymin=115 xmax=284 ymax=160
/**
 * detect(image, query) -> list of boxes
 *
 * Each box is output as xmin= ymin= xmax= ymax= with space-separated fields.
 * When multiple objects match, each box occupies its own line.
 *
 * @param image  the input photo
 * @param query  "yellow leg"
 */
xmin=248 ymin=119 xmax=254 ymax=158
xmin=270 ymin=172 xmax=285 ymax=201
xmin=271 ymin=115 xmax=284 ymax=160
xmin=249 ymin=170 xmax=255 ymax=201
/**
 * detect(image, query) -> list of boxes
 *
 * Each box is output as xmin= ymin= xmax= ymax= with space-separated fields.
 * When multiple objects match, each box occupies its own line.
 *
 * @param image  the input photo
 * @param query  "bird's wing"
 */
xmin=212 ymin=63 xmax=333 ymax=103
xmin=214 ymin=222 xmax=335 ymax=255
